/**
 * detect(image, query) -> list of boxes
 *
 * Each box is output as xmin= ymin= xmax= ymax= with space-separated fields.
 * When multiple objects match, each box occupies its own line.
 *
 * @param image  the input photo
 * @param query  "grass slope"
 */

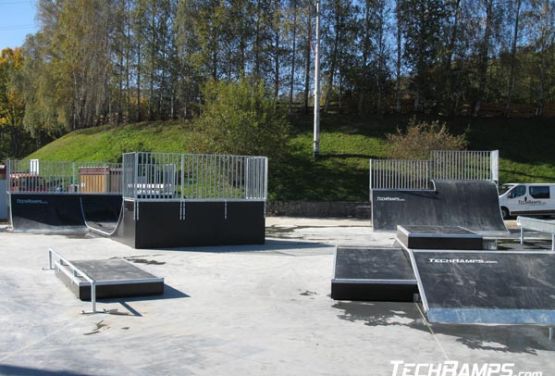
xmin=27 ymin=115 xmax=555 ymax=201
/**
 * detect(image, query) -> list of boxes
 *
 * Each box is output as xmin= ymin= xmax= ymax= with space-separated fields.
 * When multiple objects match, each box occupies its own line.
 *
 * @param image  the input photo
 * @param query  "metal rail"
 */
xmin=516 ymin=216 xmax=555 ymax=251
xmin=8 ymin=160 xmax=122 ymax=194
xmin=369 ymin=150 xmax=499 ymax=191
xmin=122 ymin=152 xmax=268 ymax=201
xmin=48 ymin=248 xmax=97 ymax=313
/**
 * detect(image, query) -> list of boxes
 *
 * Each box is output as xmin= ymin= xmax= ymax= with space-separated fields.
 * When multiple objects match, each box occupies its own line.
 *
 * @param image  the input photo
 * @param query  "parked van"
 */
xmin=499 ymin=183 xmax=555 ymax=219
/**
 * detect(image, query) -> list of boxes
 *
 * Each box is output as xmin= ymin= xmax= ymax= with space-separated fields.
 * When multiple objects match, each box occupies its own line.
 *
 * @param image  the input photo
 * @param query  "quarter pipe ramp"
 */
xmin=371 ymin=180 xmax=508 ymax=236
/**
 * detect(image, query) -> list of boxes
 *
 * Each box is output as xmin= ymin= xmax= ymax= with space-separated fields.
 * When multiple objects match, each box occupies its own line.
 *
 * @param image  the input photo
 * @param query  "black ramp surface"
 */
xmin=10 ymin=193 xmax=85 ymax=230
xmin=10 ymin=193 xmax=123 ymax=232
xmin=58 ymin=258 xmax=164 ymax=300
xmin=81 ymin=195 xmax=123 ymax=235
xmin=72 ymin=259 xmax=161 ymax=281
xmin=410 ymin=250 xmax=555 ymax=324
xmin=334 ymin=247 xmax=415 ymax=280
xmin=332 ymin=247 xmax=417 ymax=301
xmin=396 ymin=225 xmax=484 ymax=250
xmin=372 ymin=180 xmax=507 ymax=235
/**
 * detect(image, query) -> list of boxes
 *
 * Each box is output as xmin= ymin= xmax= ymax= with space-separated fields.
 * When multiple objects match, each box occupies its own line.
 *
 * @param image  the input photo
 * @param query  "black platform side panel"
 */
xmin=11 ymin=193 xmax=85 ymax=228
xmin=114 ymin=200 xmax=137 ymax=248
xmin=81 ymin=195 xmax=122 ymax=223
xmin=132 ymin=201 xmax=265 ymax=249
xmin=332 ymin=248 xmax=418 ymax=302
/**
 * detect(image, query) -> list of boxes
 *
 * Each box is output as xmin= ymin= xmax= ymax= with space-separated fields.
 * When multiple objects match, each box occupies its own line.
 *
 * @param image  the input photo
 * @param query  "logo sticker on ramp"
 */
xmin=428 ymin=258 xmax=498 ymax=264
xmin=376 ymin=196 xmax=406 ymax=202
xmin=16 ymin=199 xmax=48 ymax=205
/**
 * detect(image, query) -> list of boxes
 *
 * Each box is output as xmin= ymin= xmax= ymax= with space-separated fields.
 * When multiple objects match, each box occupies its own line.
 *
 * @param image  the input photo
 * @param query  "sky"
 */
xmin=0 ymin=0 xmax=38 ymax=50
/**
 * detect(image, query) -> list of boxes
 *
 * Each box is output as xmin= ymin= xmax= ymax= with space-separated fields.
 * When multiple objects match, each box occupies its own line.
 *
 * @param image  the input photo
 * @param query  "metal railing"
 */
xmin=370 ymin=150 xmax=499 ymax=191
xmin=122 ymin=152 xmax=268 ymax=201
xmin=517 ymin=216 xmax=555 ymax=251
xmin=369 ymin=159 xmax=432 ymax=190
xmin=431 ymin=150 xmax=497 ymax=182
xmin=48 ymin=248 xmax=97 ymax=313
xmin=8 ymin=159 xmax=122 ymax=194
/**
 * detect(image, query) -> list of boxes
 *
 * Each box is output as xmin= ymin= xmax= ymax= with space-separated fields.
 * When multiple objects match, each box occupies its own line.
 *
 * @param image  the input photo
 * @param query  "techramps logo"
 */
xmin=390 ymin=360 xmax=542 ymax=376
xmin=16 ymin=199 xmax=48 ymax=205
xmin=428 ymin=258 xmax=498 ymax=265
xmin=376 ymin=196 xmax=406 ymax=202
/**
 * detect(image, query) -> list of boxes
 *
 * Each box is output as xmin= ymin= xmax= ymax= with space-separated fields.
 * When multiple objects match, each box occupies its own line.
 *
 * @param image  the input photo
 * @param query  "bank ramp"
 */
xmin=9 ymin=193 xmax=122 ymax=233
xmin=371 ymin=180 xmax=508 ymax=236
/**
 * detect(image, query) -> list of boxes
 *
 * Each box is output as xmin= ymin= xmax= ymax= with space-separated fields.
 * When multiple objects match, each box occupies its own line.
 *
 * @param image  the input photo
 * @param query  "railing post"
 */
xmin=134 ymin=153 xmax=139 ymax=200
xmin=369 ymin=159 xmax=372 ymax=197
xmin=91 ymin=281 xmax=96 ymax=313
xmin=490 ymin=150 xmax=499 ymax=184
xmin=180 ymin=154 xmax=185 ymax=200
xmin=264 ymin=158 xmax=268 ymax=201
xmin=245 ymin=158 xmax=250 ymax=199
xmin=72 ymin=162 xmax=76 ymax=192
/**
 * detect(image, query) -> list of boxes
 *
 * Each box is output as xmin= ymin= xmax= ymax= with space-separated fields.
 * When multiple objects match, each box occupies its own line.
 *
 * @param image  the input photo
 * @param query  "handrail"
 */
xmin=516 ymin=216 xmax=555 ymax=251
xmin=48 ymin=248 xmax=97 ymax=313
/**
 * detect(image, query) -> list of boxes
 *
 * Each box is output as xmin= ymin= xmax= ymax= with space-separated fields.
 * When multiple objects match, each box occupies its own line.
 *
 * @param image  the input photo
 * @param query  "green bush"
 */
xmin=386 ymin=118 xmax=467 ymax=159
xmin=192 ymin=78 xmax=290 ymax=160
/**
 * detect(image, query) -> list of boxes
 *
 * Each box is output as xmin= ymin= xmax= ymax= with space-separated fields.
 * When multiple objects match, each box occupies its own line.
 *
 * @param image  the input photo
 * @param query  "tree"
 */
xmin=400 ymin=0 xmax=448 ymax=111
xmin=192 ymin=78 xmax=290 ymax=159
xmin=387 ymin=118 xmax=467 ymax=160
xmin=0 ymin=48 xmax=31 ymax=157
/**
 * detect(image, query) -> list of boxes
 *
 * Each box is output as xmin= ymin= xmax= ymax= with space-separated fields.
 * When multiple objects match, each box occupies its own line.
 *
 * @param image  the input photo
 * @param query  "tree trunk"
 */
xmin=445 ymin=0 xmax=461 ymax=115
xmin=358 ymin=1 xmax=370 ymax=115
xmin=137 ymin=42 xmax=142 ymax=122
xmin=274 ymin=10 xmax=280 ymax=98
xmin=504 ymin=0 xmax=522 ymax=117
xmin=254 ymin=0 xmax=262 ymax=78
xmin=288 ymin=0 xmax=297 ymax=112
xmin=395 ymin=0 xmax=402 ymax=114
xmin=303 ymin=8 xmax=312 ymax=114
xmin=323 ymin=2 xmax=341 ymax=113
xmin=474 ymin=0 xmax=494 ymax=117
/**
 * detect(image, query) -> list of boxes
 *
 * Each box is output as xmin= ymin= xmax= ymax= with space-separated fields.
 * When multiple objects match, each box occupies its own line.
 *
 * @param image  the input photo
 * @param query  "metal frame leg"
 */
xmin=91 ymin=281 xmax=96 ymax=313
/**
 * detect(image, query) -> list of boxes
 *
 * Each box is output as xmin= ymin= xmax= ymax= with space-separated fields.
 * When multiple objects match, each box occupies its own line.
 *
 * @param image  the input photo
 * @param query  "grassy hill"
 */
xmin=27 ymin=114 xmax=555 ymax=201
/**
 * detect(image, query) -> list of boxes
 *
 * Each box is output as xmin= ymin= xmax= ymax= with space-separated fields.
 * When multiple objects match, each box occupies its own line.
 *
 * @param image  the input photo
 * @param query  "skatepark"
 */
xmin=1 ymin=150 xmax=555 ymax=375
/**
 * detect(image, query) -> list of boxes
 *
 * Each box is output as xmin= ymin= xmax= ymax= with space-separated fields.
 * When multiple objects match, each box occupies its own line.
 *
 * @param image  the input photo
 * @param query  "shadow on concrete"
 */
xmin=101 ymin=284 xmax=189 ymax=305
xmin=0 ymin=364 xmax=92 ymax=376
xmin=165 ymin=239 xmax=335 ymax=253
xmin=333 ymin=301 xmax=555 ymax=354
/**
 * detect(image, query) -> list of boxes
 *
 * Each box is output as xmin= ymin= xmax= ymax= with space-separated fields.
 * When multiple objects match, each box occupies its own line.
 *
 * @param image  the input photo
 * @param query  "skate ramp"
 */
xmin=371 ymin=180 xmax=508 ymax=236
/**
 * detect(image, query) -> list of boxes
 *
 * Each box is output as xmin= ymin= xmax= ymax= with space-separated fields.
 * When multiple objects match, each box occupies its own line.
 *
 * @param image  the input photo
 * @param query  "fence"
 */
xmin=0 ymin=180 xmax=7 ymax=220
xmin=7 ymin=159 xmax=122 ymax=194
xmin=122 ymin=152 xmax=268 ymax=201
xmin=369 ymin=159 xmax=432 ymax=191
xmin=431 ymin=150 xmax=497 ymax=182
xmin=370 ymin=150 xmax=499 ymax=191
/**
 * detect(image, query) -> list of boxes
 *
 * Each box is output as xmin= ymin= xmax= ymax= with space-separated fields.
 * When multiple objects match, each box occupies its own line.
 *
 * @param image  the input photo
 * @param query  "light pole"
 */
xmin=313 ymin=0 xmax=321 ymax=158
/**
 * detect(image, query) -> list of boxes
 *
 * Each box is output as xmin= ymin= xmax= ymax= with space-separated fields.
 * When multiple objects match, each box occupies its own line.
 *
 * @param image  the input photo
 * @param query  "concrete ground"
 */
xmin=0 ymin=217 xmax=553 ymax=376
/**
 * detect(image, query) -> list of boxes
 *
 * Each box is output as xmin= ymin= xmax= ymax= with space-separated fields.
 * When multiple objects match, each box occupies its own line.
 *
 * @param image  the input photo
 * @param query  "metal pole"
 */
xmin=91 ymin=281 xmax=96 ymax=313
xmin=312 ymin=0 xmax=321 ymax=158
xmin=552 ymin=233 xmax=554 ymax=252
xmin=520 ymin=227 xmax=524 ymax=245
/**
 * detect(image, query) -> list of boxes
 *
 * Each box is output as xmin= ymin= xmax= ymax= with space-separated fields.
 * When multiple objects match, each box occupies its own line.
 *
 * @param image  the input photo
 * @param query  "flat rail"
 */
xmin=516 ymin=216 xmax=555 ymax=251
xmin=48 ymin=248 xmax=97 ymax=313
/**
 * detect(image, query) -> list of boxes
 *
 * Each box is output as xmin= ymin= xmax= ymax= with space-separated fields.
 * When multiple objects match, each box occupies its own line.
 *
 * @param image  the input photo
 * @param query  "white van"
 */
xmin=499 ymin=183 xmax=555 ymax=219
